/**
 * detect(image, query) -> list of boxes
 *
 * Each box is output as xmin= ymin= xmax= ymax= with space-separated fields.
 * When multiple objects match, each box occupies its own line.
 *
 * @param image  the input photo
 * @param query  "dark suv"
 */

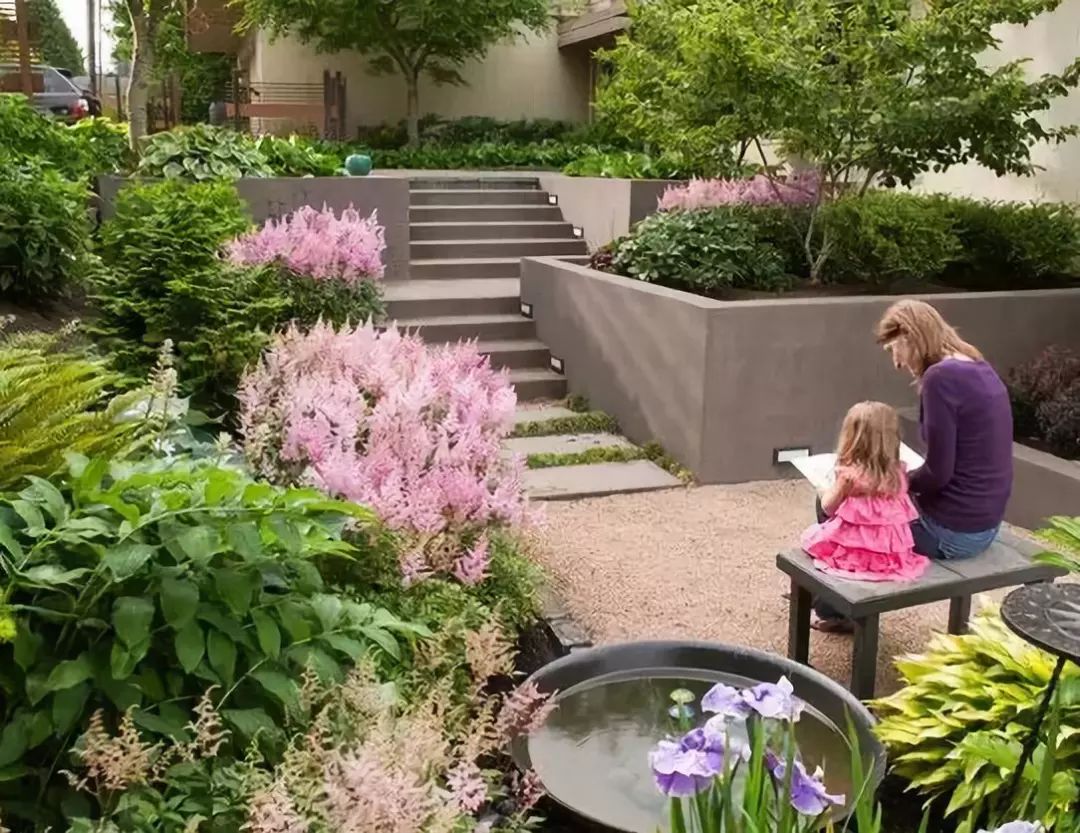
xmin=0 ymin=63 xmax=90 ymax=122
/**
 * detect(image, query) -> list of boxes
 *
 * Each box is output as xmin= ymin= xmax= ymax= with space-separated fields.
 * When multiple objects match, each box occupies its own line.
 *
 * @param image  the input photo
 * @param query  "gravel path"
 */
xmin=527 ymin=479 xmax=1007 ymax=696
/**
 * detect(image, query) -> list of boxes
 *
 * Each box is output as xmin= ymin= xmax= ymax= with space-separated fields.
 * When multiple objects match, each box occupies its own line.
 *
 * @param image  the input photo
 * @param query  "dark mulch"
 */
xmin=0 ymin=293 xmax=92 ymax=334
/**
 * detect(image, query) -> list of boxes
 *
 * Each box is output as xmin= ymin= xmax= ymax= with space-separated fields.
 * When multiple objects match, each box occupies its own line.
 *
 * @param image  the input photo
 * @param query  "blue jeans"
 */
xmin=811 ymin=498 xmax=998 ymax=620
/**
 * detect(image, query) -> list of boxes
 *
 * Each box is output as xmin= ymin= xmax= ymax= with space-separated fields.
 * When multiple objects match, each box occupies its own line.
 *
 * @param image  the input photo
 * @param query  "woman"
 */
xmin=812 ymin=299 xmax=1014 ymax=632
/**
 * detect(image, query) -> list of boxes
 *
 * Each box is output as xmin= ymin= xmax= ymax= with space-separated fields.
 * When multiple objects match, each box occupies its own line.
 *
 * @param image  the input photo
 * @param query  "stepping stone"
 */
xmin=526 ymin=460 xmax=682 ymax=500
xmin=513 ymin=406 xmax=576 ymax=425
xmin=505 ymin=433 xmax=634 ymax=457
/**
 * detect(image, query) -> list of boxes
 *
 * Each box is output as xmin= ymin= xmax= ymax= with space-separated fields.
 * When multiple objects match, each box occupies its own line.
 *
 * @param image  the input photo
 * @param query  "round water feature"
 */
xmin=513 ymin=641 xmax=884 ymax=833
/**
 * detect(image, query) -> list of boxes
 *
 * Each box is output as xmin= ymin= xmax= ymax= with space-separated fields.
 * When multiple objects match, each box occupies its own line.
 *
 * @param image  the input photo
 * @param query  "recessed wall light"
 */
xmin=774 ymin=447 xmax=811 ymax=464
xmin=550 ymin=356 xmax=565 ymax=374
xmin=520 ymin=302 xmax=533 ymax=318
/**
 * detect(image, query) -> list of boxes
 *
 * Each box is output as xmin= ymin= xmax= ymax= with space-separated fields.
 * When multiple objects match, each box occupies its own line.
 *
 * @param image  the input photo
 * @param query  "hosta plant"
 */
xmin=238 ymin=321 xmax=531 ymax=584
xmin=135 ymin=125 xmax=273 ymax=181
xmin=873 ymin=604 xmax=1080 ymax=831
xmin=0 ymin=455 xmax=424 ymax=830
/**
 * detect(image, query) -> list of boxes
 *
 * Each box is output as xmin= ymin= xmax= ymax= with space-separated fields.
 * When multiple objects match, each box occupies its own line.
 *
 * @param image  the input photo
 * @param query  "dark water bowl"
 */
xmin=513 ymin=640 xmax=885 ymax=833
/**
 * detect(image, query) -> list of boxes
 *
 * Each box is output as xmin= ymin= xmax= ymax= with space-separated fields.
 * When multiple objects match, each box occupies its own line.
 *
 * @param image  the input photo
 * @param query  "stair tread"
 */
xmin=384 ymin=278 xmax=520 ymax=301
xmin=509 ymin=368 xmax=564 ymax=382
xmin=410 ymin=255 xmax=588 ymax=265
xmin=411 ymin=238 xmax=584 ymax=245
xmin=394 ymin=313 xmax=530 ymax=327
xmin=505 ymin=433 xmax=634 ymax=457
xmin=410 ymin=189 xmax=543 ymax=195
xmin=513 ymin=406 xmax=577 ymax=424
xmin=411 ymin=205 xmax=559 ymax=211
xmin=477 ymin=339 xmax=547 ymax=352
xmin=410 ymin=221 xmax=570 ymax=227
xmin=524 ymin=461 xmax=682 ymax=500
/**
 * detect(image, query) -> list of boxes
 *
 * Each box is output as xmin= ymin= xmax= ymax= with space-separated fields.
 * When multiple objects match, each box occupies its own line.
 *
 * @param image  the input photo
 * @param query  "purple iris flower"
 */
xmin=981 ymin=824 xmax=1042 ymax=833
xmin=702 ymin=676 xmax=805 ymax=723
xmin=649 ymin=739 xmax=717 ymax=797
xmin=772 ymin=759 xmax=845 ymax=816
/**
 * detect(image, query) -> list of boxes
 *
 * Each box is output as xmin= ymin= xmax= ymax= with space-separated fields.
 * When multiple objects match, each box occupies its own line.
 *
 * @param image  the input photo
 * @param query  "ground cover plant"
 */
xmin=1008 ymin=347 xmax=1080 ymax=460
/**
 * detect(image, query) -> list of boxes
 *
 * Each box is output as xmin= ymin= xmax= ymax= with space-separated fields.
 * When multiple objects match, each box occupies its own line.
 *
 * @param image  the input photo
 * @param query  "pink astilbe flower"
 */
xmin=659 ymin=171 xmax=820 ymax=212
xmin=227 ymin=204 xmax=386 ymax=284
xmin=514 ymin=769 xmax=546 ymax=811
xmin=447 ymin=760 xmax=488 ymax=812
xmin=244 ymin=780 xmax=309 ymax=833
xmin=495 ymin=682 xmax=557 ymax=741
xmin=238 ymin=321 xmax=533 ymax=584
xmin=323 ymin=745 xmax=438 ymax=833
xmin=453 ymin=537 xmax=490 ymax=586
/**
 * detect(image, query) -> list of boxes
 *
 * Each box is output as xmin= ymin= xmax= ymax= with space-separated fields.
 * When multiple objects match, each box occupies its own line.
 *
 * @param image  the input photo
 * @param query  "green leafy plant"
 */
xmin=823 ymin=192 xmax=961 ymax=287
xmin=254 ymin=135 xmax=341 ymax=177
xmin=1008 ymin=347 xmax=1080 ymax=459
xmin=526 ymin=445 xmax=647 ymax=469
xmin=0 ymin=327 xmax=146 ymax=492
xmin=135 ymin=125 xmax=273 ymax=181
xmin=0 ymin=156 xmax=91 ymax=298
xmin=67 ymin=118 xmax=131 ymax=177
xmin=874 ymin=604 xmax=1080 ymax=831
xmin=0 ymin=455 xmax=424 ymax=829
xmin=1036 ymin=516 xmax=1080 ymax=572
xmin=563 ymin=149 xmax=702 ymax=179
xmin=511 ymin=411 xmax=620 ymax=438
xmin=938 ymin=198 xmax=1080 ymax=291
xmin=612 ymin=207 xmax=790 ymax=293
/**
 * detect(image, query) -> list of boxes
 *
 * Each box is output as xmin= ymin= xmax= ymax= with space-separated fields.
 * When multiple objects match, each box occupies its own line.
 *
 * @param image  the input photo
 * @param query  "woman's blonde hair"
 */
xmin=875 ymin=299 xmax=982 ymax=376
xmin=836 ymin=401 xmax=903 ymax=496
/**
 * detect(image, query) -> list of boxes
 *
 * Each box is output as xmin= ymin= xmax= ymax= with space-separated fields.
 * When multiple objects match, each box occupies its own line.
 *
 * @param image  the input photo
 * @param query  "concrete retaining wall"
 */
xmin=521 ymin=257 xmax=1080 ymax=525
xmin=535 ymin=175 xmax=676 ymax=250
xmin=98 ymin=175 xmax=411 ymax=281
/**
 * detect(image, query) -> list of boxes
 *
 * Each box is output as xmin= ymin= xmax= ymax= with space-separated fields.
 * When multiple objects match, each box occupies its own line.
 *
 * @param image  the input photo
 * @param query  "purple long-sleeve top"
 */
xmin=909 ymin=358 xmax=1013 ymax=532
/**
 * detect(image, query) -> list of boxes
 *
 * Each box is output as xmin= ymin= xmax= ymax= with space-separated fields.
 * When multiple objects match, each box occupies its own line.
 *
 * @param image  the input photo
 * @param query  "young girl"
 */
xmin=802 ymin=401 xmax=930 ymax=584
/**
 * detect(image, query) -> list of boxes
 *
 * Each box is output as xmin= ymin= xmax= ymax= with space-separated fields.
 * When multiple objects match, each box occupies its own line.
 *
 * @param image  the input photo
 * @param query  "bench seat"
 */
xmin=776 ymin=527 xmax=1064 ymax=699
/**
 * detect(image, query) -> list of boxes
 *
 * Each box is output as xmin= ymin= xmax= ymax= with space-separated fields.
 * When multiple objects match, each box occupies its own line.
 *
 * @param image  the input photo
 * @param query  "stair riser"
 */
xmin=410 ymin=190 xmax=552 ymax=206
xmin=412 ymin=239 xmax=588 ymax=259
xmin=406 ymin=318 xmax=536 ymax=342
xmin=513 ymin=375 xmax=568 ymax=402
xmin=410 ymin=260 xmax=522 ymax=279
xmin=409 ymin=178 xmax=539 ymax=191
xmin=386 ymin=295 xmax=520 ymax=319
xmin=482 ymin=346 xmax=551 ymax=370
xmin=410 ymin=222 xmax=575 ymax=241
xmin=410 ymin=206 xmax=564 ymax=223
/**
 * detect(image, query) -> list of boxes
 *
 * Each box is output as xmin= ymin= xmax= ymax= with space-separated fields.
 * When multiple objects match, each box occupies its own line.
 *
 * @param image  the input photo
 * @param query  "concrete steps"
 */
xmin=505 ymin=432 xmax=635 ymax=457
xmin=525 ymin=460 xmax=683 ymax=501
xmin=403 ymin=176 xmax=576 ymax=402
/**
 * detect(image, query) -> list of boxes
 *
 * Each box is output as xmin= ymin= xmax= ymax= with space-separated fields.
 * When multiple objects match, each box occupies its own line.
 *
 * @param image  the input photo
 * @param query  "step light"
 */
xmin=573 ymin=226 xmax=583 ymax=238
xmin=774 ymin=446 xmax=811 ymax=464
xmin=520 ymin=302 xmax=533 ymax=318
xmin=548 ymin=194 xmax=559 ymax=205
xmin=550 ymin=356 xmax=565 ymax=374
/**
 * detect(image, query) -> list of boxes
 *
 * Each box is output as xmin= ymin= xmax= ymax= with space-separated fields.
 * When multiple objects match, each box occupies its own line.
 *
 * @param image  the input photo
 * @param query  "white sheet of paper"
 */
xmin=789 ymin=445 xmax=925 ymax=492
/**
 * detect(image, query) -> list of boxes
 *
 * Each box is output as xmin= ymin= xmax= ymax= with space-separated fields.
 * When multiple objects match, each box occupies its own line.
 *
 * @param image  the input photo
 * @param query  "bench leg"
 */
xmin=948 ymin=595 xmax=972 ymax=635
xmin=850 ymin=614 xmax=880 ymax=700
xmin=787 ymin=580 xmax=812 ymax=664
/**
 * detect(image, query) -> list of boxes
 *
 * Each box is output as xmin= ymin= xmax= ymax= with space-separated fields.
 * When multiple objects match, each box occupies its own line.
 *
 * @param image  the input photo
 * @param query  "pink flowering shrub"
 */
xmin=227 ymin=204 xmax=386 ymax=284
xmin=238 ymin=321 xmax=531 ymax=581
xmin=659 ymin=172 xmax=820 ymax=212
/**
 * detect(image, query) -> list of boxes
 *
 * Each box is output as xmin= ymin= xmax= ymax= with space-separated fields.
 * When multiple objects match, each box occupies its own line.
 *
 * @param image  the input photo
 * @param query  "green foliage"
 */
xmin=874 ymin=605 xmax=1080 ymax=831
xmin=241 ymin=0 xmax=552 ymax=143
xmin=823 ymin=192 xmax=961 ymax=286
xmin=0 ymin=329 xmax=145 ymax=492
xmin=26 ymin=0 xmax=85 ymax=74
xmin=511 ymin=411 xmax=620 ymax=438
xmin=612 ymin=207 xmax=790 ymax=293
xmin=599 ymin=0 xmax=1080 ymax=279
xmin=0 ymin=455 xmax=423 ymax=829
xmin=563 ymin=150 xmax=707 ymax=179
xmin=1036 ymin=516 xmax=1080 ymax=573
xmin=937 ymin=198 xmax=1080 ymax=290
xmin=526 ymin=445 xmax=647 ymax=469
xmin=255 ymin=135 xmax=341 ymax=177
xmin=0 ymin=156 xmax=90 ymax=298
xmin=135 ymin=125 xmax=274 ymax=181
xmin=67 ymin=117 xmax=131 ymax=176
xmin=370 ymin=140 xmax=591 ymax=171
xmin=1008 ymin=346 xmax=1080 ymax=457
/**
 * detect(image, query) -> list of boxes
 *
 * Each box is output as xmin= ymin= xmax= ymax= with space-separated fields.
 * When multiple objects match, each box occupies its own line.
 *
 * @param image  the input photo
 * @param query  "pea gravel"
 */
xmin=526 ymin=479 xmax=1011 ymax=696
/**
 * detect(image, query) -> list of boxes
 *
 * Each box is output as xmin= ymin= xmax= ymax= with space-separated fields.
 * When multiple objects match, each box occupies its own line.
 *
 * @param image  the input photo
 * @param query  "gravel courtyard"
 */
xmin=527 ymin=478 xmax=1007 ymax=696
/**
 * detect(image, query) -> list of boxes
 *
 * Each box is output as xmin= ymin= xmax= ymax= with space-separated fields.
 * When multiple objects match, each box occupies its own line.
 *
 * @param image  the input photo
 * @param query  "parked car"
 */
xmin=0 ymin=63 xmax=90 ymax=122
xmin=57 ymin=68 xmax=103 ymax=117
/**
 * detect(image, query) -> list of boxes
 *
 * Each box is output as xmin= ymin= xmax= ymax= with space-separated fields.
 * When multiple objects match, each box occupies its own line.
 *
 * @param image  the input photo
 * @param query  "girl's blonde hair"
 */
xmin=875 ymin=299 xmax=982 ymax=376
xmin=836 ymin=401 xmax=903 ymax=495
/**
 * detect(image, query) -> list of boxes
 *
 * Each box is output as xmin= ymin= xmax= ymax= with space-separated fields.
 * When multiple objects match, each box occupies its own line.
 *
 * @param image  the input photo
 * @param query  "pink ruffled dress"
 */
xmin=801 ymin=466 xmax=930 ymax=582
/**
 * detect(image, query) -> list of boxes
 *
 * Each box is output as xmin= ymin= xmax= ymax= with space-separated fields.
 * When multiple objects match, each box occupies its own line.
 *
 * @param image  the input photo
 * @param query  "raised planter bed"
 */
xmin=520 ymin=257 xmax=1080 ymax=499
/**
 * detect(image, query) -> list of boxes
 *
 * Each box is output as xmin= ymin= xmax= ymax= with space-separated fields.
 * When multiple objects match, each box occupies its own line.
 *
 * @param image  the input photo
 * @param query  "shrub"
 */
xmin=822 ymin=191 xmax=961 ymax=286
xmin=939 ymin=197 xmax=1080 ymax=290
xmin=1036 ymin=380 xmax=1080 ymax=459
xmin=238 ymin=321 xmax=531 ymax=581
xmin=0 ymin=327 xmax=145 ymax=491
xmin=563 ymin=149 xmax=695 ymax=179
xmin=0 ymin=455 xmax=422 ymax=829
xmin=0 ymin=156 xmax=91 ymax=298
xmin=255 ymin=134 xmax=341 ymax=177
xmin=135 ymin=124 xmax=273 ymax=180
xmin=874 ymin=604 xmax=1080 ymax=828
xmin=658 ymin=173 xmax=819 ymax=211
xmin=0 ymin=95 xmax=84 ymax=177
xmin=1008 ymin=346 xmax=1080 ymax=453
xmin=611 ymin=207 xmax=790 ymax=293
xmin=66 ymin=117 xmax=130 ymax=177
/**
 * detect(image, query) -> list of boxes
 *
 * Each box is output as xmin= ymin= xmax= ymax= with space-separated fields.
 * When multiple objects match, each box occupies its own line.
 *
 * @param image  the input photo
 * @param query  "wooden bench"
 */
xmin=776 ymin=527 xmax=1065 ymax=699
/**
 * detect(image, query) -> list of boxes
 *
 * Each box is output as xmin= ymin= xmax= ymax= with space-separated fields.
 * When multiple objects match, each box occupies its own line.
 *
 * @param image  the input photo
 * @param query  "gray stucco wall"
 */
xmin=536 ymin=175 xmax=676 ymax=250
xmin=97 ymin=175 xmax=411 ymax=280
xmin=521 ymin=258 xmax=1080 ymax=526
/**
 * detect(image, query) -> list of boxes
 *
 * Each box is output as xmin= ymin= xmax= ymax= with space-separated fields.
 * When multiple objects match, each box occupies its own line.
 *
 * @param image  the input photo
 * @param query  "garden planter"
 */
xmin=515 ymin=640 xmax=883 ymax=833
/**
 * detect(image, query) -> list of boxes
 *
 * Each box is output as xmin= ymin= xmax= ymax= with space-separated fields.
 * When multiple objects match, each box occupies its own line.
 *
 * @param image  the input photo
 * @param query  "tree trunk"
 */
xmin=125 ymin=0 xmax=156 ymax=151
xmin=405 ymin=71 xmax=421 ymax=146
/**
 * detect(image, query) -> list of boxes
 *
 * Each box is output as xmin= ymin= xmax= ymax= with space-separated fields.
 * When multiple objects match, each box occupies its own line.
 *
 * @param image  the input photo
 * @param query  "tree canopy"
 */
xmin=27 ymin=0 xmax=85 ymax=75
xmin=240 ymin=0 xmax=552 ymax=143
